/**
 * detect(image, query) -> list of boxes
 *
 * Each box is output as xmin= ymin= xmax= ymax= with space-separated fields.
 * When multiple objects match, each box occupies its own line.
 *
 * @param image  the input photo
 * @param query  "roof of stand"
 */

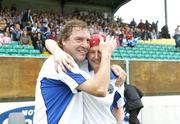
xmin=60 ymin=0 xmax=131 ymax=13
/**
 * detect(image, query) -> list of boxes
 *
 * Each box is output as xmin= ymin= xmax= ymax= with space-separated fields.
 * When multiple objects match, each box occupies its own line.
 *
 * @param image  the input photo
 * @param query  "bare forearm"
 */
xmin=113 ymin=107 xmax=124 ymax=122
xmin=94 ymin=52 xmax=111 ymax=93
xmin=45 ymin=39 xmax=63 ymax=54
xmin=77 ymin=52 xmax=111 ymax=97
xmin=45 ymin=39 xmax=74 ymax=72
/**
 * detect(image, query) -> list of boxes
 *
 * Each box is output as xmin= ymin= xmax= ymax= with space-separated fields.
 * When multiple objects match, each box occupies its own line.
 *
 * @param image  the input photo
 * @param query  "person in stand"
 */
xmin=173 ymin=25 xmax=180 ymax=51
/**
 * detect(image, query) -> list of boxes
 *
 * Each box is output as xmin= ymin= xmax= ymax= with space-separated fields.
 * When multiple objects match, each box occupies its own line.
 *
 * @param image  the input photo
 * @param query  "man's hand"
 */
xmin=54 ymin=50 xmax=75 ymax=72
xmin=111 ymin=65 xmax=127 ymax=87
xmin=99 ymin=35 xmax=117 ymax=56
xmin=45 ymin=39 xmax=75 ymax=72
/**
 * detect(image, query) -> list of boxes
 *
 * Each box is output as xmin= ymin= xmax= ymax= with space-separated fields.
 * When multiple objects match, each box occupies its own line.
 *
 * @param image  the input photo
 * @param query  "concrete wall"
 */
xmin=0 ymin=57 xmax=180 ymax=100
xmin=0 ymin=57 xmax=45 ymax=99
xmin=112 ymin=60 xmax=180 ymax=95
xmin=140 ymin=95 xmax=180 ymax=124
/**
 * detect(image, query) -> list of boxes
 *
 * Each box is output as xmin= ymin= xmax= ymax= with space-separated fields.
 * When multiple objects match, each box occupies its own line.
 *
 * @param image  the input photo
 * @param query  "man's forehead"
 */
xmin=72 ymin=27 xmax=88 ymax=32
xmin=71 ymin=27 xmax=90 ymax=37
xmin=89 ymin=46 xmax=99 ymax=51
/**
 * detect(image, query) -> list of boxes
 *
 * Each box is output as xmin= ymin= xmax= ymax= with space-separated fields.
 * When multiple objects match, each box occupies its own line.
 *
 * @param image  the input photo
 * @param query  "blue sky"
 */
xmin=114 ymin=0 xmax=179 ymax=36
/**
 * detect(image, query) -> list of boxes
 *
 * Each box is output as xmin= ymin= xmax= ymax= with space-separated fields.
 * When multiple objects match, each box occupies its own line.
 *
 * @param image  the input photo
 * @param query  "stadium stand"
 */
xmin=0 ymin=42 xmax=46 ymax=58
xmin=112 ymin=42 xmax=180 ymax=60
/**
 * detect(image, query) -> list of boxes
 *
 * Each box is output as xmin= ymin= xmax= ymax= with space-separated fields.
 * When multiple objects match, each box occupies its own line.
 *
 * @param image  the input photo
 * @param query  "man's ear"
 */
xmin=61 ymin=40 xmax=65 ymax=46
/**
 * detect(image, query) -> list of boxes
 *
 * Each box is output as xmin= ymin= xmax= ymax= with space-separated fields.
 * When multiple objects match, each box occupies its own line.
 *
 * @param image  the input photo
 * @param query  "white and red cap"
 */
xmin=89 ymin=33 xmax=106 ymax=48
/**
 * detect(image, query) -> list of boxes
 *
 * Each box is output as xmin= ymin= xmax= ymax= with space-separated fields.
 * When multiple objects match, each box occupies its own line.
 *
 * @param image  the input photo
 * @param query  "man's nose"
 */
xmin=81 ymin=40 xmax=90 ymax=48
xmin=94 ymin=52 xmax=99 ymax=59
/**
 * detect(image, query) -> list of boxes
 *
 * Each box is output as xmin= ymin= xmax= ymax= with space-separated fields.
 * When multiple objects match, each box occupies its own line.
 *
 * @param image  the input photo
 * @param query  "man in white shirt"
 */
xmin=83 ymin=34 xmax=125 ymax=124
xmin=33 ymin=20 xmax=116 ymax=124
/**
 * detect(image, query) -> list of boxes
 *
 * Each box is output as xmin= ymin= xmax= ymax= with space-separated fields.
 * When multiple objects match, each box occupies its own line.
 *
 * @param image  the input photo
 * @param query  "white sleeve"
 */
xmin=57 ymin=61 xmax=91 ymax=93
xmin=39 ymin=56 xmax=91 ymax=94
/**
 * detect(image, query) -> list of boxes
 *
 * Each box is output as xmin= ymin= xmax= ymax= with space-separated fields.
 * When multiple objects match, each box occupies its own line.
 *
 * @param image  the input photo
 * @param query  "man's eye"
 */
xmin=76 ymin=39 xmax=82 ymax=42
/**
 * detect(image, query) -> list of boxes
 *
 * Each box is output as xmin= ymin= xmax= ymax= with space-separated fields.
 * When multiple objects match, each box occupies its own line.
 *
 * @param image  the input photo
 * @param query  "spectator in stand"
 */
xmin=161 ymin=25 xmax=170 ymax=39
xmin=2 ymin=27 xmax=12 ymax=45
xmin=132 ymin=28 xmax=142 ymax=39
xmin=151 ymin=21 xmax=159 ymax=33
xmin=10 ymin=3 xmax=17 ymax=17
xmin=0 ymin=19 xmax=7 ymax=33
xmin=3 ymin=32 xmax=12 ymax=45
xmin=173 ymin=25 xmax=180 ymax=50
xmin=150 ymin=29 xmax=158 ymax=39
xmin=31 ymin=23 xmax=38 ymax=33
xmin=20 ymin=30 xmax=32 ymax=45
xmin=143 ymin=20 xmax=152 ymax=40
xmin=24 ymin=20 xmax=33 ymax=33
xmin=144 ymin=20 xmax=150 ymax=31
xmin=129 ymin=18 xmax=137 ymax=29
xmin=4 ymin=26 xmax=11 ymax=37
xmin=0 ymin=33 xmax=4 ymax=45
xmin=122 ymin=26 xmax=139 ymax=47
xmin=137 ymin=19 xmax=145 ymax=31
xmin=48 ymin=30 xmax=57 ymax=41
xmin=31 ymin=32 xmax=44 ymax=53
xmin=11 ymin=23 xmax=21 ymax=42
xmin=21 ymin=8 xmax=32 ymax=28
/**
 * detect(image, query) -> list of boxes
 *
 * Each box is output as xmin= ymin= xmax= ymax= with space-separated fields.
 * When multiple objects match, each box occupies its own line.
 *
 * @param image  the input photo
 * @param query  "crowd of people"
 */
xmin=0 ymin=5 xmax=168 ymax=53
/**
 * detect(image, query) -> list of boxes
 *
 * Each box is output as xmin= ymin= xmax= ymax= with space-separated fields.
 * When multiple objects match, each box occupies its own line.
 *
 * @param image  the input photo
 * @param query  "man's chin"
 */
xmin=76 ymin=56 xmax=86 ymax=64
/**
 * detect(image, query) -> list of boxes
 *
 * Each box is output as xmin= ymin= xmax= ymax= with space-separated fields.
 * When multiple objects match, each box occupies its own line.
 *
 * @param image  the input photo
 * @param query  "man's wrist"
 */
xmin=54 ymin=48 xmax=63 ymax=55
xmin=101 ymin=51 xmax=112 ymax=58
xmin=116 ymin=119 xmax=123 ymax=124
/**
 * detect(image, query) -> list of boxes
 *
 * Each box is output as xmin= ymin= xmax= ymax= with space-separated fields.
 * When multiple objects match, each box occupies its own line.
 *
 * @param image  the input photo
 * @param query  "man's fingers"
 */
xmin=59 ymin=62 xmax=66 ymax=72
xmin=110 ymin=36 xmax=117 ymax=50
xmin=67 ymin=55 xmax=75 ymax=68
xmin=55 ymin=63 xmax=59 ymax=73
xmin=99 ymin=35 xmax=104 ymax=44
xmin=110 ymin=36 xmax=114 ymax=42
xmin=115 ymin=77 xmax=124 ymax=87
xmin=56 ymin=63 xmax=66 ymax=73
xmin=62 ymin=59 xmax=73 ymax=71
xmin=105 ymin=35 xmax=110 ymax=43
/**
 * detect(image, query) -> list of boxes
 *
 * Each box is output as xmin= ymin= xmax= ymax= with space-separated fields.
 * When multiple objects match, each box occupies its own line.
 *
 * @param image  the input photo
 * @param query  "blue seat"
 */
xmin=9 ymin=41 xmax=19 ymax=45
xmin=29 ymin=49 xmax=40 ymax=55
xmin=13 ymin=45 xmax=24 ymax=49
xmin=2 ymin=45 xmax=13 ymax=49
xmin=18 ymin=49 xmax=29 ymax=55
xmin=0 ymin=48 xmax=6 ymax=53
xmin=6 ymin=49 xmax=18 ymax=54
xmin=23 ymin=45 xmax=34 ymax=50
